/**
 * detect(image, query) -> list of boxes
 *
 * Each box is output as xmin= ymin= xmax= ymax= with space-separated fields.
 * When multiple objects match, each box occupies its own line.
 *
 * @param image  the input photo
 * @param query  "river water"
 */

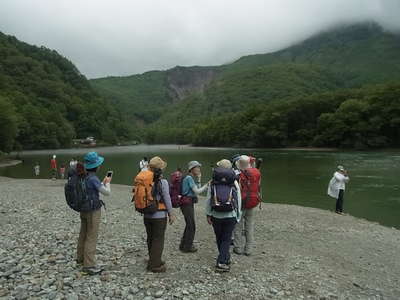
xmin=1 ymin=145 xmax=399 ymax=229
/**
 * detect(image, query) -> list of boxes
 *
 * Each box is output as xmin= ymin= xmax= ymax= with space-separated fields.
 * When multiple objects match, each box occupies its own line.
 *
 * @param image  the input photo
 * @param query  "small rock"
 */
xmin=66 ymin=292 xmax=79 ymax=300
xmin=154 ymin=290 xmax=164 ymax=298
xmin=270 ymin=288 xmax=278 ymax=295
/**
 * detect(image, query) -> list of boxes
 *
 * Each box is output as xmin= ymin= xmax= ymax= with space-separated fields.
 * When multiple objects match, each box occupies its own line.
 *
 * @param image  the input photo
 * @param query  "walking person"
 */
xmin=233 ymin=155 xmax=261 ymax=256
xmin=179 ymin=161 xmax=209 ymax=253
xmin=134 ymin=156 xmax=176 ymax=273
xmin=50 ymin=155 xmax=57 ymax=180
xmin=77 ymin=152 xmax=111 ymax=275
xmin=206 ymin=159 xmax=241 ymax=272
xmin=33 ymin=162 xmax=40 ymax=176
xmin=328 ymin=165 xmax=350 ymax=214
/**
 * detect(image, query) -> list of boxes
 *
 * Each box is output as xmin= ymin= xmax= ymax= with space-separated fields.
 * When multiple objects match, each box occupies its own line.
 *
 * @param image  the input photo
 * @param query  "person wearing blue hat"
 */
xmin=77 ymin=151 xmax=112 ymax=275
xmin=179 ymin=161 xmax=210 ymax=253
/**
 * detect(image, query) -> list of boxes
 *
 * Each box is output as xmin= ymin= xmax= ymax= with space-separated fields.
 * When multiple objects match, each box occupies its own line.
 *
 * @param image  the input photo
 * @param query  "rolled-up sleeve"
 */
xmin=161 ymin=179 xmax=173 ymax=214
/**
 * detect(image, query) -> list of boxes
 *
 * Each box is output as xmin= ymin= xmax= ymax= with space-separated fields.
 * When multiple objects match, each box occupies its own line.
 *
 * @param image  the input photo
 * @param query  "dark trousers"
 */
xmin=144 ymin=217 xmax=167 ymax=269
xmin=336 ymin=189 xmax=344 ymax=213
xmin=211 ymin=217 xmax=237 ymax=265
xmin=180 ymin=203 xmax=196 ymax=250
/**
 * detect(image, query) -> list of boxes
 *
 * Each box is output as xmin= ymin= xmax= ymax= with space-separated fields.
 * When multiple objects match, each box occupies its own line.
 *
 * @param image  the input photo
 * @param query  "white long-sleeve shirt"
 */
xmin=327 ymin=171 xmax=349 ymax=198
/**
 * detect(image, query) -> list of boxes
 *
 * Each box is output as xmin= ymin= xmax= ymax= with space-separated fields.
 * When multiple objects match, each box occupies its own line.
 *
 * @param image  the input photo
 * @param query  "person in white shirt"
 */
xmin=139 ymin=157 xmax=149 ymax=172
xmin=327 ymin=165 xmax=350 ymax=214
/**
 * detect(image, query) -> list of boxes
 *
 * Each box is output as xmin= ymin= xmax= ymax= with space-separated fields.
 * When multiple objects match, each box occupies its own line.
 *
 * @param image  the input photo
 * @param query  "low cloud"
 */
xmin=0 ymin=0 xmax=399 ymax=78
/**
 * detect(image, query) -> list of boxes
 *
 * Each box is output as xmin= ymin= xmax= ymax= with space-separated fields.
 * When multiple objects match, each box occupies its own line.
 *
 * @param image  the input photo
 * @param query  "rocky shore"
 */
xmin=0 ymin=177 xmax=399 ymax=300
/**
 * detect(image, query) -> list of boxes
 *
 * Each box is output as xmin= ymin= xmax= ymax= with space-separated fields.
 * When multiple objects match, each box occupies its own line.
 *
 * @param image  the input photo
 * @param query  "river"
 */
xmin=1 ymin=145 xmax=399 ymax=229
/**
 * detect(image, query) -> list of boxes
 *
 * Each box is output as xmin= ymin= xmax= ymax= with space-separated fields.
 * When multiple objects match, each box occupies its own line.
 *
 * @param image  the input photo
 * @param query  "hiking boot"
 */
xmin=215 ymin=263 xmax=230 ymax=272
xmin=81 ymin=266 xmax=103 ymax=276
xmin=233 ymin=248 xmax=243 ymax=255
xmin=180 ymin=246 xmax=198 ymax=253
xmin=146 ymin=260 xmax=166 ymax=271
xmin=149 ymin=264 xmax=167 ymax=273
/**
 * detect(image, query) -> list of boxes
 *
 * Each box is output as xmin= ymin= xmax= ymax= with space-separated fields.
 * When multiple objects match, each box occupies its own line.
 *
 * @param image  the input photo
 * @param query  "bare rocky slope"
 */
xmin=0 ymin=177 xmax=399 ymax=300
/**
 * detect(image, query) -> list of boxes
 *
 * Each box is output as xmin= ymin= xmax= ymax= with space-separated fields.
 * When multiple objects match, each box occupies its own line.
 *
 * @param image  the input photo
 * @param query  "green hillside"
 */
xmin=229 ymin=22 xmax=400 ymax=85
xmin=90 ymin=66 xmax=219 ymax=124
xmin=143 ymin=23 xmax=400 ymax=148
xmin=91 ymin=23 xmax=400 ymax=131
xmin=0 ymin=32 xmax=136 ymax=152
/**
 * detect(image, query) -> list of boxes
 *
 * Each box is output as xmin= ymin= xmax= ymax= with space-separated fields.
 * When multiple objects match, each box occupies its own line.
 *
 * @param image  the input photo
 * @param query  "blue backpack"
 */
xmin=210 ymin=167 xmax=238 ymax=212
xmin=64 ymin=163 xmax=100 ymax=212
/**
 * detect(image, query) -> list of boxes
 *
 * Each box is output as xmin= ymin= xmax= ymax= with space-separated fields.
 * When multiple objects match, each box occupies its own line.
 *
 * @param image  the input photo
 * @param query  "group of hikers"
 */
xmin=65 ymin=152 xmax=263 ymax=275
xmin=64 ymin=151 xmax=350 ymax=276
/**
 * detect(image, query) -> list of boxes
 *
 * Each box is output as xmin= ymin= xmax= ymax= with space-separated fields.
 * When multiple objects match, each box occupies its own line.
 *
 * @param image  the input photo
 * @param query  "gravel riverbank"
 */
xmin=0 ymin=177 xmax=399 ymax=300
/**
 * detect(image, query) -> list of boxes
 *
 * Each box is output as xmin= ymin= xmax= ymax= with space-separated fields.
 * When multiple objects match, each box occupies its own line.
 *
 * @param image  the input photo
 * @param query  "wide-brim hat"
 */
xmin=236 ymin=155 xmax=251 ymax=170
xmin=84 ymin=152 xmax=104 ymax=169
xmin=149 ymin=156 xmax=167 ymax=170
xmin=216 ymin=159 xmax=232 ymax=169
xmin=188 ymin=160 xmax=201 ymax=171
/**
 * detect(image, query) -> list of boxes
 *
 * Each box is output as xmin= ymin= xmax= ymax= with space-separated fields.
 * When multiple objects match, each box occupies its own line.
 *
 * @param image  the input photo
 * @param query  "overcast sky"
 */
xmin=1 ymin=0 xmax=399 ymax=78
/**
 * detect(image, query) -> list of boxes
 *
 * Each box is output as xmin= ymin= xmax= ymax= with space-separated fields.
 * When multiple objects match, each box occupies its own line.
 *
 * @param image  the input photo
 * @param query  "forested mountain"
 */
xmin=2 ymin=22 xmax=399 ymax=151
xmin=91 ymin=23 xmax=400 ymax=131
xmin=0 ymin=32 xmax=137 ymax=152
xmin=112 ymin=22 xmax=399 ymax=149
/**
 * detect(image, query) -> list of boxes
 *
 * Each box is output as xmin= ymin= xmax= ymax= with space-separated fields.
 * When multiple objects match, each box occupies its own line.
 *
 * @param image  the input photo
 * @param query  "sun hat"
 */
xmin=84 ymin=152 xmax=104 ymax=169
xmin=216 ymin=159 xmax=232 ymax=169
xmin=236 ymin=155 xmax=250 ymax=170
xmin=149 ymin=156 xmax=167 ymax=170
xmin=337 ymin=165 xmax=345 ymax=171
xmin=188 ymin=161 xmax=201 ymax=172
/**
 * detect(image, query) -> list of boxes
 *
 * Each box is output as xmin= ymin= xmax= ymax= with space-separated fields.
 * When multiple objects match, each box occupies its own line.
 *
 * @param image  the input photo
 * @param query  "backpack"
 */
xmin=133 ymin=170 xmax=166 ymax=214
xmin=239 ymin=168 xmax=261 ymax=209
xmin=210 ymin=167 xmax=238 ymax=212
xmin=169 ymin=171 xmax=183 ymax=208
xmin=64 ymin=163 xmax=93 ymax=212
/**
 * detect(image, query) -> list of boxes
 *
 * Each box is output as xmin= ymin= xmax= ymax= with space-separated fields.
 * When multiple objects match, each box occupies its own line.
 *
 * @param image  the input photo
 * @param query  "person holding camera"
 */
xmin=327 ymin=165 xmax=350 ymax=214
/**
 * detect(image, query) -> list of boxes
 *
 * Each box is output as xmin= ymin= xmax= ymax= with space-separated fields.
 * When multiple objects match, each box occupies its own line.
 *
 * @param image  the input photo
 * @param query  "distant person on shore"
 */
xmin=69 ymin=157 xmax=78 ymax=170
xmin=133 ymin=156 xmax=176 ymax=273
xmin=233 ymin=155 xmax=262 ymax=256
xmin=50 ymin=155 xmax=57 ymax=180
xmin=33 ymin=162 xmax=40 ymax=176
xmin=206 ymin=159 xmax=241 ymax=272
xmin=60 ymin=164 xmax=66 ymax=179
xmin=77 ymin=151 xmax=111 ymax=275
xmin=179 ymin=161 xmax=210 ymax=253
xmin=328 ymin=165 xmax=350 ymax=215
xmin=139 ymin=157 xmax=149 ymax=172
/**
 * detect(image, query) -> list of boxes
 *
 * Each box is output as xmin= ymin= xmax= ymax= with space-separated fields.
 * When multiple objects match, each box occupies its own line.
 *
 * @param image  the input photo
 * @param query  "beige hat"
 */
xmin=216 ymin=159 xmax=232 ymax=169
xmin=236 ymin=155 xmax=250 ymax=170
xmin=149 ymin=156 xmax=167 ymax=170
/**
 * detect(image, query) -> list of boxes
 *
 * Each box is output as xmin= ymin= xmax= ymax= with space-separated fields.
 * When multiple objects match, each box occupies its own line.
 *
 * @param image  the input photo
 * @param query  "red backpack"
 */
xmin=239 ymin=168 xmax=261 ymax=209
xmin=169 ymin=171 xmax=183 ymax=208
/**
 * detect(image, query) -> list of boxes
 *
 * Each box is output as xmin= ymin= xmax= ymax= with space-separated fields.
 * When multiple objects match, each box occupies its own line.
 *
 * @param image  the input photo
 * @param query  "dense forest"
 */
xmin=0 ymin=32 xmax=138 ymax=152
xmin=145 ymin=82 xmax=400 ymax=149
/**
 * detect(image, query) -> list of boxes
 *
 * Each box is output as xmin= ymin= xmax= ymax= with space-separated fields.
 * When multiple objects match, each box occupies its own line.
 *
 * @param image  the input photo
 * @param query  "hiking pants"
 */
xmin=336 ymin=189 xmax=344 ymax=213
xmin=144 ymin=217 xmax=167 ymax=269
xmin=180 ymin=203 xmax=196 ymax=250
xmin=77 ymin=208 xmax=101 ymax=267
xmin=233 ymin=207 xmax=256 ymax=254
xmin=211 ymin=217 xmax=236 ymax=265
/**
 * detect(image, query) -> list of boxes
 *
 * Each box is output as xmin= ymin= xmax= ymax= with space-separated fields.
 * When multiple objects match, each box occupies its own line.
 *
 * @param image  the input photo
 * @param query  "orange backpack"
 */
xmin=132 ymin=170 xmax=166 ymax=214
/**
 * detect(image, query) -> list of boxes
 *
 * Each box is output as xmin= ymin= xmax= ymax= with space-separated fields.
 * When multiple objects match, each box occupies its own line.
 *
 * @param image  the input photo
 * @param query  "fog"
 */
xmin=0 ymin=0 xmax=399 ymax=78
